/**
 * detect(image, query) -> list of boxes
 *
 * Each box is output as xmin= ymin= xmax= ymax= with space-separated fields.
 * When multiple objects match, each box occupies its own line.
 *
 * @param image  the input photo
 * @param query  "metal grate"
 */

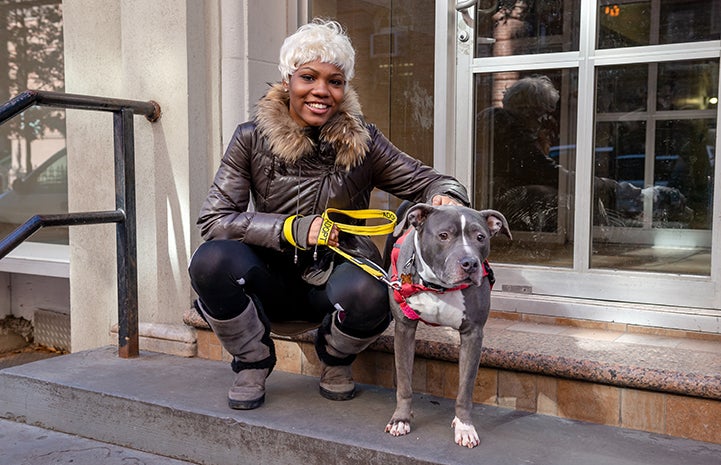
xmin=34 ymin=310 xmax=70 ymax=351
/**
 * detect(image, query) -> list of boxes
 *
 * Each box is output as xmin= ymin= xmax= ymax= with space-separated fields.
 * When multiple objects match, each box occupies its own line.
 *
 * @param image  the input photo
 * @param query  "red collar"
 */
xmin=390 ymin=229 xmax=492 ymax=324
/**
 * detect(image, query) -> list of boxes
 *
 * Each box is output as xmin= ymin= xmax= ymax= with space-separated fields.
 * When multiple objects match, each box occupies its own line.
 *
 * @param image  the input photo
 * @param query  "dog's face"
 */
xmin=402 ymin=204 xmax=511 ymax=288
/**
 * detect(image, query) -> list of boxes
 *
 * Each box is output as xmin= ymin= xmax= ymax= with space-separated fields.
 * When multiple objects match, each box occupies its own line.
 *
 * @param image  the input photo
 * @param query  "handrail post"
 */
xmin=114 ymin=107 xmax=139 ymax=358
xmin=0 ymin=90 xmax=159 ymax=358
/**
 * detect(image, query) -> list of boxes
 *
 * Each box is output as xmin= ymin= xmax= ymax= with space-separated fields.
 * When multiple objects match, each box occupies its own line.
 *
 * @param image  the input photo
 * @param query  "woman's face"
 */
xmin=287 ymin=60 xmax=346 ymax=127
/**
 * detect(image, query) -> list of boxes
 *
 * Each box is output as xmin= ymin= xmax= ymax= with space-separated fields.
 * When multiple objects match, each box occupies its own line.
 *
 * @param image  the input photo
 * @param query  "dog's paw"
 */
xmin=385 ymin=419 xmax=411 ymax=437
xmin=451 ymin=416 xmax=480 ymax=448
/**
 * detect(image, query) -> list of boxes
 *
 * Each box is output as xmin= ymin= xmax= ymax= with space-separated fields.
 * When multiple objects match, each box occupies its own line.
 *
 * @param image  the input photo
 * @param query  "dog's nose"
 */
xmin=460 ymin=257 xmax=480 ymax=273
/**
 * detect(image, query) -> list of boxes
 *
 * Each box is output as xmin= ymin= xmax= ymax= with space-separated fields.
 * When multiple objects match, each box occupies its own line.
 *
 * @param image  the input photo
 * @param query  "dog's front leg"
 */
xmin=452 ymin=324 xmax=484 ymax=448
xmin=385 ymin=317 xmax=419 ymax=437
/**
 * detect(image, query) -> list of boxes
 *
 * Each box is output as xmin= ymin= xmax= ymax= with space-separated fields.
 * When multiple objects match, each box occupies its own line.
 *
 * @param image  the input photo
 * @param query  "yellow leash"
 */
xmin=320 ymin=208 xmax=397 ymax=281
xmin=284 ymin=208 xmax=397 ymax=282
xmin=318 ymin=208 xmax=397 ymax=238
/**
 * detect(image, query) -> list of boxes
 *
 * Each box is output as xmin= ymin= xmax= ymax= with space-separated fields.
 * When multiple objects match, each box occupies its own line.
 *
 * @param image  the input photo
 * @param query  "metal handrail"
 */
xmin=0 ymin=89 xmax=161 ymax=358
xmin=0 ymin=89 xmax=160 ymax=122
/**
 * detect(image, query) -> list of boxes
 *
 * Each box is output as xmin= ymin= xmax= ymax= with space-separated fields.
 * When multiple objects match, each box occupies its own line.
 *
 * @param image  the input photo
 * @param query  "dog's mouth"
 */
xmin=463 ymin=274 xmax=483 ymax=287
xmin=441 ymin=271 xmax=483 ymax=288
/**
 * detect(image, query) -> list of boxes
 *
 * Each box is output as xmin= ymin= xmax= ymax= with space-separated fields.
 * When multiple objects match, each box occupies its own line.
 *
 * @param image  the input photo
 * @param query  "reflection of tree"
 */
xmin=0 ymin=0 xmax=64 ymax=173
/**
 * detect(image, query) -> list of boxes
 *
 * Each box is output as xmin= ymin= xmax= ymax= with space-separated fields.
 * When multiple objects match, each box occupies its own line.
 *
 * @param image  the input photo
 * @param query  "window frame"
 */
xmin=446 ymin=0 xmax=721 ymax=331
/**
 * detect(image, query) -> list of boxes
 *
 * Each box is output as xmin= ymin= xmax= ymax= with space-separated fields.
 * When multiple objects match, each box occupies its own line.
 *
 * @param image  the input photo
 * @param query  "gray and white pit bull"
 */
xmin=384 ymin=203 xmax=511 ymax=448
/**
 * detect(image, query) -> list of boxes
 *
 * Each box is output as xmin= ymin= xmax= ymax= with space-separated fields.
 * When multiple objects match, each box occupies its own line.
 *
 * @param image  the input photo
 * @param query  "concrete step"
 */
xmin=1 ymin=347 xmax=720 ymax=465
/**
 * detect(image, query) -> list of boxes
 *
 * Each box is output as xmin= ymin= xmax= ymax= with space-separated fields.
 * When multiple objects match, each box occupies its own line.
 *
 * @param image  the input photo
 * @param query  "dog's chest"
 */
xmin=405 ymin=290 xmax=466 ymax=329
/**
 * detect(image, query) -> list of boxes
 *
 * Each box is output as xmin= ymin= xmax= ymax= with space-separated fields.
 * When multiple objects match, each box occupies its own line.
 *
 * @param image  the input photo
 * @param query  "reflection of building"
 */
xmin=0 ymin=1 xmax=66 ymax=184
xmin=0 ymin=1 xmax=719 ymax=372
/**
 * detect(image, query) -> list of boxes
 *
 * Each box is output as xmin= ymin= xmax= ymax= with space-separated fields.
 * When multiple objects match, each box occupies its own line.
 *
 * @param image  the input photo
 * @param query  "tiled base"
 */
xmin=196 ymin=329 xmax=721 ymax=445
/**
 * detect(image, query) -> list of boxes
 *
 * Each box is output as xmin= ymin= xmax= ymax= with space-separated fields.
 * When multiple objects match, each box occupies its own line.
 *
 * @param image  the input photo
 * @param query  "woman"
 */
xmin=189 ymin=19 xmax=468 ymax=410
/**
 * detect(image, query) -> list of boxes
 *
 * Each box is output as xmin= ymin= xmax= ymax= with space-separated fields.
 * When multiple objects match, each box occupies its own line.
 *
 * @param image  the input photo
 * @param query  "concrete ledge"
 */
xmin=0 ymin=243 xmax=69 ymax=278
xmin=183 ymin=308 xmax=721 ymax=400
xmin=111 ymin=323 xmax=197 ymax=357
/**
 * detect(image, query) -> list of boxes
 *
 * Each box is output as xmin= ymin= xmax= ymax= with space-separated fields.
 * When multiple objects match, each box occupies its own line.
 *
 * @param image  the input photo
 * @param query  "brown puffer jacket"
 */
xmin=197 ymin=82 xmax=469 ymax=265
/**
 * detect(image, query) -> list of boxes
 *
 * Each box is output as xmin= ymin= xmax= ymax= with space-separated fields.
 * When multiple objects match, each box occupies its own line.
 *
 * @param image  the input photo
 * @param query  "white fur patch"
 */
xmin=460 ymin=214 xmax=469 ymax=247
xmin=406 ymin=290 xmax=466 ymax=329
xmin=413 ymin=233 xmax=442 ymax=285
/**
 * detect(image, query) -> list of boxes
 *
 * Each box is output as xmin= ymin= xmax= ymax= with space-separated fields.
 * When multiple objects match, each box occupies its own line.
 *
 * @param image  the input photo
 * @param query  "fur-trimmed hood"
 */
xmin=254 ymin=82 xmax=371 ymax=170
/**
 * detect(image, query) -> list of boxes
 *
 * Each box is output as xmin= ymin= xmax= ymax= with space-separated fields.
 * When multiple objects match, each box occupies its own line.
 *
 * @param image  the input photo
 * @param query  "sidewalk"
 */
xmin=0 ymin=418 xmax=197 ymax=465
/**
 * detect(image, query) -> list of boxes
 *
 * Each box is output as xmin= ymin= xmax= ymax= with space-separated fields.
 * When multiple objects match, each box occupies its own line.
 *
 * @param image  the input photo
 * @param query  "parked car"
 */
xmin=0 ymin=148 xmax=68 ymax=225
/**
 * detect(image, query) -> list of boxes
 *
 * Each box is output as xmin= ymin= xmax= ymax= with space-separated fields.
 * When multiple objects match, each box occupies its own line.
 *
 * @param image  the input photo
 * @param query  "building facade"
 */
xmin=0 ymin=0 xmax=719 ymax=352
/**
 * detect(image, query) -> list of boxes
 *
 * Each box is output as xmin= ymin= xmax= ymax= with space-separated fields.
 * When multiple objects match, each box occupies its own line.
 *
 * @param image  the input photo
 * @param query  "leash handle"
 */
xmin=285 ymin=208 xmax=398 ymax=286
xmin=316 ymin=208 xmax=398 ymax=285
xmin=317 ymin=208 xmax=397 ymax=246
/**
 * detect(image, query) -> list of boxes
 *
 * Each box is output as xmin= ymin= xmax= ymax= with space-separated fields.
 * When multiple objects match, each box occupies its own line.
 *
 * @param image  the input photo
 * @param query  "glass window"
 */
xmin=598 ymin=0 xmax=721 ymax=49
xmin=311 ymin=0 xmax=436 ymax=216
xmin=474 ymin=69 xmax=579 ymax=267
xmin=474 ymin=0 xmax=581 ymax=58
xmin=0 ymin=1 xmax=66 ymax=244
xmin=462 ymin=0 xmax=720 ymax=311
xmin=592 ymin=59 xmax=717 ymax=275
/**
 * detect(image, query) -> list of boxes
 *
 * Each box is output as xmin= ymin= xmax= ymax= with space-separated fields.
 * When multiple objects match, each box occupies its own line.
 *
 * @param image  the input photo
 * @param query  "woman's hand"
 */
xmin=307 ymin=216 xmax=339 ymax=247
xmin=431 ymin=194 xmax=462 ymax=206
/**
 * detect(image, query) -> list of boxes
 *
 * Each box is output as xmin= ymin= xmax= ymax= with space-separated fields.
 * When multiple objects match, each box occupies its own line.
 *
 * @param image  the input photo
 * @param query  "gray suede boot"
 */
xmin=315 ymin=312 xmax=378 ymax=401
xmin=196 ymin=299 xmax=276 ymax=410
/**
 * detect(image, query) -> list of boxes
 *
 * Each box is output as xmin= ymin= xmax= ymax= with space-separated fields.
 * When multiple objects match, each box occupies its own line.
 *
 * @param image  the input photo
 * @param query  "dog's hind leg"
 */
xmin=452 ymin=324 xmax=484 ymax=448
xmin=385 ymin=317 xmax=419 ymax=437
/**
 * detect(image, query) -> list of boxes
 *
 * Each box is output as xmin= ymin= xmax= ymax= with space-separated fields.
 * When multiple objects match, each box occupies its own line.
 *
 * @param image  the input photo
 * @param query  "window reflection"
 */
xmin=0 ymin=1 xmax=66 ymax=244
xmin=475 ymin=69 xmax=578 ymax=267
xmin=475 ymin=0 xmax=581 ymax=58
xmin=592 ymin=59 xmax=717 ymax=275
xmin=311 ymin=0 xmax=436 ymax=219
xmin=598 ymin=0 xmax=720 ymax=49
xmin=656 ymin=119 xmax=714 ymax=229
xmin=596 ymin=65 xmax=647 ymax=113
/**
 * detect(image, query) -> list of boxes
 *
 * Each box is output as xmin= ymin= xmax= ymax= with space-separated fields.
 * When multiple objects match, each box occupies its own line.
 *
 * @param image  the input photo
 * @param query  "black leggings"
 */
xmin=188 ymin=240 xmax=391 ymax=338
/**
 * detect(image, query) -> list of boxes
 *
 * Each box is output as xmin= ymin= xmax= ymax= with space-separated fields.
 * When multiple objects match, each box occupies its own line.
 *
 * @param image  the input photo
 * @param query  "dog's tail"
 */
xmin=382 ymin=200 xmax=414 ymax=270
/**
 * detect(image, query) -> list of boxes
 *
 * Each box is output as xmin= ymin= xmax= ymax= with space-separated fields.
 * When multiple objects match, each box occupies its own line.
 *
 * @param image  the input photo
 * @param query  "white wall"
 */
xmin=62 ymin=0 xmax=299 ymax=352
xmin=63 ymin=0 xmax=221 ymax=351
xmin=63 ymin=0 xmax=123 ymax=351
xmin=219 ymin=0 xmax=299 ymax=151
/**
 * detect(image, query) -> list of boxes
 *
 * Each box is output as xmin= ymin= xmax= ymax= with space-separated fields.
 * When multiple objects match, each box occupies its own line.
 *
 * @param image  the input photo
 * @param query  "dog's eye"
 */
xmin=439 ymin=232 xmax=449 ymax=241
xmin=477 ymin=233 xmax=486 ymax=242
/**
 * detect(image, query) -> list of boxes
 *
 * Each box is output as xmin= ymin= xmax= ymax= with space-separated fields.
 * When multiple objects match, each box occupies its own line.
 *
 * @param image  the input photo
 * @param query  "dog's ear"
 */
xmin=479 ymin=209 xmax=512 ymax=240
xmin=403 ymin=203 xmax=434 ymax=232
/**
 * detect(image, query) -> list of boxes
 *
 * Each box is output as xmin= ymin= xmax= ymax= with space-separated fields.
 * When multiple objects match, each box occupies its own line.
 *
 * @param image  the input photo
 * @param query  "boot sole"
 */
xmin=228 ymin=394 xmax=265 ymax=410
xmin=319 ymin=386 xmax=356 ymax=401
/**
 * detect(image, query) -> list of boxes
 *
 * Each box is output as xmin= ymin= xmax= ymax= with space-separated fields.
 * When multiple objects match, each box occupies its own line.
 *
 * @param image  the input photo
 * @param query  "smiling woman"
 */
xmin=188 ymin=18 xmax=469 ymax=412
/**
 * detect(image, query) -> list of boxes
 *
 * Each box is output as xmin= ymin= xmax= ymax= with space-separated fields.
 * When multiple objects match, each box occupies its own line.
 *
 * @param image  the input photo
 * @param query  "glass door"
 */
xmin=454 ymin=0 xmax=721 ymax=324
